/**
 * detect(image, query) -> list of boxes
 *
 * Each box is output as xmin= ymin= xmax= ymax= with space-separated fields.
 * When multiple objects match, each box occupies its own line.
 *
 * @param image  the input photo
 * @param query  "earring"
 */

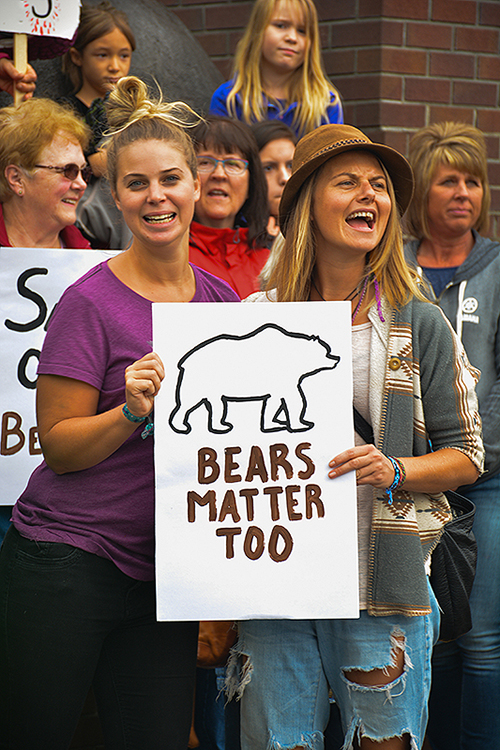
xmin=18 ymin=189 xmax=23 ymax=196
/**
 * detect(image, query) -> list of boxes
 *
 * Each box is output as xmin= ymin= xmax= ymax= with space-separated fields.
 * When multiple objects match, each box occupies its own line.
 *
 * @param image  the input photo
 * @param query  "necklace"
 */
xmin=311 ymin=275 xmax=369 ymax=323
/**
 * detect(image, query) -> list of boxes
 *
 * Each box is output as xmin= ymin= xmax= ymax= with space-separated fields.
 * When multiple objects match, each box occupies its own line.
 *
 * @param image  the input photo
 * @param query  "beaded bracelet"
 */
xmin=122 ymin=405 xmax=154 ymax=439
xmin=392 ymin=456 xmax=407 ymax=486
xmin=122 ymin=404 xmax=146 ymax=423
xmin=385 ymin=455 xmax=406 ymax=504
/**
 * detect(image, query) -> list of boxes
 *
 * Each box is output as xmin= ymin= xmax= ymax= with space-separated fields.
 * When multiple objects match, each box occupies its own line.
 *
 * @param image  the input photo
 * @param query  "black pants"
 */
xmin=0 ymin=526 xmax=198 ymax=750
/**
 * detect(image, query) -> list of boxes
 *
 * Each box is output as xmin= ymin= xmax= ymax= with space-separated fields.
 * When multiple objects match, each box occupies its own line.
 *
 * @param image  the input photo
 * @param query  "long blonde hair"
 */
xmin=406 ymin=121 xmax=490 ymax=239
xmin=268 ymin=156 xmax=425 ymax=306
xmin=227 ymin=0 xmax=340 ymax=138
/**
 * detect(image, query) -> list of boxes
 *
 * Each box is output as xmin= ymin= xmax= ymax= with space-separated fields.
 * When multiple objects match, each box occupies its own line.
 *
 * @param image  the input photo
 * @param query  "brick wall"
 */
xmin=158 ymin=0 xmax=500 ymax=239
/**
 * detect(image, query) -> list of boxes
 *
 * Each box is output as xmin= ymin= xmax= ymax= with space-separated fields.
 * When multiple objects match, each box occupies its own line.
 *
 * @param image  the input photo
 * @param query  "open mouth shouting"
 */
xmin=346 ymin=210 xmax=375 ymax=231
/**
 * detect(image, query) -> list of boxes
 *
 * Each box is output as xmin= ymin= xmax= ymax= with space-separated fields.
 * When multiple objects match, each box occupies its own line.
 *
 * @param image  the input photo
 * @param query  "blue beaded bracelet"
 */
xmin=385 ymin=456 xmax=401 ymax=505
xmin=122 ymin=404 xmax=154 ymax=439
xmin=122 ymin=404 xmax=146 ymax=423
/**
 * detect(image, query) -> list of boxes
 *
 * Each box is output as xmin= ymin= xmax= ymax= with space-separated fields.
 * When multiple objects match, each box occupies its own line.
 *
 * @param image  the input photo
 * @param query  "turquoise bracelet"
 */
xmin=385 ymin=455 xmax=406 ymax=504
xmin=122 ymin=404 xmax=146 ymax=423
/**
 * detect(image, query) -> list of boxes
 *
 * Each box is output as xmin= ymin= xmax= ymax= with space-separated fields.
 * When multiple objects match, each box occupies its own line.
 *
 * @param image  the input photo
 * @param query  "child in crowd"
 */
xmin=60 ymin=1 xmax=136 ymax=248
xmin=251 ymin=120 xmax=296 ymax=239
xmin=209 ymin=0 xmax=343 ymax=139
xmin=61 ymin=1 xmax=135 ymax=173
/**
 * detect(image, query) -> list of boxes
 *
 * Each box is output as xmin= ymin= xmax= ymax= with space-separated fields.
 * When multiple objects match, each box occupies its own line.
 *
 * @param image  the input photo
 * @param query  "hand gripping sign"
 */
xmin=153 ymin=301 xmax=359 ymax=622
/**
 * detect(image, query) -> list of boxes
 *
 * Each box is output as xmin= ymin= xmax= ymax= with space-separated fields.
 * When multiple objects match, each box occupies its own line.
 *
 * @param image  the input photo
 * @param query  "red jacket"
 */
xmin=189 ymin=221 xmax=269 ymax=299
xmin=0 ymin=203 xmax=90 ymax=249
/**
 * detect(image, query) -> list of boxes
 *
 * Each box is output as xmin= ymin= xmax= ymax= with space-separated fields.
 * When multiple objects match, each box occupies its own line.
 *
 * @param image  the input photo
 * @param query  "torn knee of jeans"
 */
xmin=344 ymin=720 xmax=418 ymax=750
xmin=225 ymin=640 xmax=253 ymax=702
xmin=267 ymin=730 xmax=323 ymax=750
xmin=341 ymin=627 xmax=413 ymax=703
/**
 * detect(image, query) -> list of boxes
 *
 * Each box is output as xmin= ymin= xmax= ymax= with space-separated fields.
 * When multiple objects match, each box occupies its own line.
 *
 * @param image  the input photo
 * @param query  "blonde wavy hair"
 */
xmin=227 ymin=0 xmax=340 ymax=138
xmin=0 ymin=98 xmax=89 ymax=203
xmin=105 ymin=76 xmax=202 ymax=191
xmin=267 ymin=155 xmax=425 ymax=306
xmin=406 ymin=121 xmax=490 ymax=239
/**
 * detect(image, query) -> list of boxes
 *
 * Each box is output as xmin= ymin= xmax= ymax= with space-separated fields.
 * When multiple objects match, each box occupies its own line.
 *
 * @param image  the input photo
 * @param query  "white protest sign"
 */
xmin=1 ymin=1 xmax=80 ymax=39
xmin=154 ymin=301 xmax=358 ymax=621
xmin=0 ymin=247 xmax=116 ymax=504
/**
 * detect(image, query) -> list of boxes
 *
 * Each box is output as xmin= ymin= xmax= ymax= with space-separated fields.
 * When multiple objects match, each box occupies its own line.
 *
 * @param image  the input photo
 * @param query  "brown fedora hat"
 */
xmin=279 ymin=124 xmax=414 ymax=235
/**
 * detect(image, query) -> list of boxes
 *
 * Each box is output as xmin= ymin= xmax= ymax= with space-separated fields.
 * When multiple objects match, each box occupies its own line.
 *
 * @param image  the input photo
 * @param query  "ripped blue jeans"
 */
xmin=228 ymin=582 xmax=439 ymax=750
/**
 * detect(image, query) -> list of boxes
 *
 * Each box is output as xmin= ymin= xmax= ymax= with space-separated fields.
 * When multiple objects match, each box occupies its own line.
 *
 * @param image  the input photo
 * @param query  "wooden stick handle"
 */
xmin=13 ymin=34 xmax=28 ymax=105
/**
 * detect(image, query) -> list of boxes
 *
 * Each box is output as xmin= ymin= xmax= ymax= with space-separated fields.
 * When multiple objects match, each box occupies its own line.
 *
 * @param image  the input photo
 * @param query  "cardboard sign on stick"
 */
xmin=1 ymin=1 xmax=80 ymax=39
xmin=154 ymin=301 xmax=359 ymax=622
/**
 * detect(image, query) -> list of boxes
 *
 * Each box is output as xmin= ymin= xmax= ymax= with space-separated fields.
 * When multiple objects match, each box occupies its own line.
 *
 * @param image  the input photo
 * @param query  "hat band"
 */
xmin=298 ymin=137 xmax=371 ymax=167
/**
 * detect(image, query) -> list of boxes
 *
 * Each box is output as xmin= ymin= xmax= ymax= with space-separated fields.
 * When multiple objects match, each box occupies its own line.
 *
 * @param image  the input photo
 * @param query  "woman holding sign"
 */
xmin=230 ymin=124 xmax=484 ymax=750
xmin=0 ymin=76 xmax=238 ymax=750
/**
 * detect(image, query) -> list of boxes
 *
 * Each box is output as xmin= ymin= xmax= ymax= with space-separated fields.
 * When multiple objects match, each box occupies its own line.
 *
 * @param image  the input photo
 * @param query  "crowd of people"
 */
xmin=0 ymin=1 xmax=498 ymax=750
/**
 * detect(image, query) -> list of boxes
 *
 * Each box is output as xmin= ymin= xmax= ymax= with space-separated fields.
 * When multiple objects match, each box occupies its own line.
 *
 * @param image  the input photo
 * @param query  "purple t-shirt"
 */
xmin=12 ymin=261 xmax=239 ymax=580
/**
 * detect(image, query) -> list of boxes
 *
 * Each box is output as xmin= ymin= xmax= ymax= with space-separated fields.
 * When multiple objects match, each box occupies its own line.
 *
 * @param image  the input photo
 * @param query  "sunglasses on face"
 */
xmin=196 ymin=156 xmax=249 ymax=176
xmin=34 ymin=163 xmax=93 ymax=183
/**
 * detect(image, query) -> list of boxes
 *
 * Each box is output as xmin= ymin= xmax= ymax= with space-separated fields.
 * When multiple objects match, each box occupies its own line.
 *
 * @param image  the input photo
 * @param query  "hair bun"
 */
xmin=105 ymin=75 xmax=201 ymax=135
xmin=105 ymin=76 xmax=149 ymax=130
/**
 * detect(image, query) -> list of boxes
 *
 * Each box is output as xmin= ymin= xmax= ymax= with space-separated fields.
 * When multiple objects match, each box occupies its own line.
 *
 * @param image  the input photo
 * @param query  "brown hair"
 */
xmin=251 ymin=121 xmax=297 ymax=152
xmin=191 ymin=116 xmax=269 ymax=247
xmin=406 ymin=121 xmax=490 ymax=239
xmin=0 ymin=98 xmax=89 ymax=203
xmin=62 ymin=1 xmax=136 ymax=92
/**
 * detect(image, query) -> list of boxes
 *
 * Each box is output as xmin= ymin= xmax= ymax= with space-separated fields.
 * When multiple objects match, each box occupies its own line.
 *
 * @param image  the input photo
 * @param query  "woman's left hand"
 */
xmin=329 ymin=444 xmax=395 ymax=489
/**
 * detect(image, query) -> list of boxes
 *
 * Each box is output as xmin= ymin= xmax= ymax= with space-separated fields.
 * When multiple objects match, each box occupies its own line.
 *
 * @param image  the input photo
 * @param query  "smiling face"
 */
xmin=260 ymin=0 xmax=308 ymax=79
xmin=25 ymin=132 xmax=87 ymax=232
xmin=260 ymin=137 xmax=295 ymax=217
xmin=312 ymin=151 xmax=392 ymax=262
xmin=195 ymin=148 xmax=250 ymax=229
xmin=72 ymin=26 xmax=132 ymax=101
xmin=426 ymin=162 xmax=483 ymax=241
xmin=112 ymin=139 xmax=200 ymax=253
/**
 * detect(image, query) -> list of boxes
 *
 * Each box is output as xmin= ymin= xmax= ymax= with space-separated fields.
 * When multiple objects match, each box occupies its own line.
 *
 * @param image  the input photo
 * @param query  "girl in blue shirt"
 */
xmin=209 ymin=0 xmax=343 ymax=139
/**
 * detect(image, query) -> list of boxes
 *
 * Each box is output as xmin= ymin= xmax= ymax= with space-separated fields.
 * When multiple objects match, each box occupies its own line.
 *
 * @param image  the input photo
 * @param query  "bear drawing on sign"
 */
xmin=169 ymin=324 xmax=340 ymax=434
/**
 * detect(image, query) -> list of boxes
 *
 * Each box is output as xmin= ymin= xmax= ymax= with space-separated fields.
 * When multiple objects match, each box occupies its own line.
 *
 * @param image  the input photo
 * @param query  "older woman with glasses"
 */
xmin=0 ymin=97 xmax=91 ymax=250
xmin=189 ymin=116 xmax=270 ymax=298
xmin=0 ymin=97 xmax=91 ymax=546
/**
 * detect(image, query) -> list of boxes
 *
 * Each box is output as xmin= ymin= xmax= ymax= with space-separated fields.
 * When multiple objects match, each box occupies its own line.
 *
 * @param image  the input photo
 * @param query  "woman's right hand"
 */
xmin=124 ymin=352 xmax=165 ymax=419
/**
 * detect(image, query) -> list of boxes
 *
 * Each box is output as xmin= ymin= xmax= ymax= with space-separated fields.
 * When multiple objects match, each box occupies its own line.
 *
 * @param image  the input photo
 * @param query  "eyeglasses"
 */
xmin=196 ymin=156 xmax=249 ymax=176
xmin=34 ymin=163 xmax=93 ymax=183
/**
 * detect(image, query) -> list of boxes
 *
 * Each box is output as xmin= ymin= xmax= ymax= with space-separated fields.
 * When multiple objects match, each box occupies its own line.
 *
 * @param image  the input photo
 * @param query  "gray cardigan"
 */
xmin=246 ymin=291 xmax=484 ymax=615
xmin=405 ymin=232 xmax=500 ymax=481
